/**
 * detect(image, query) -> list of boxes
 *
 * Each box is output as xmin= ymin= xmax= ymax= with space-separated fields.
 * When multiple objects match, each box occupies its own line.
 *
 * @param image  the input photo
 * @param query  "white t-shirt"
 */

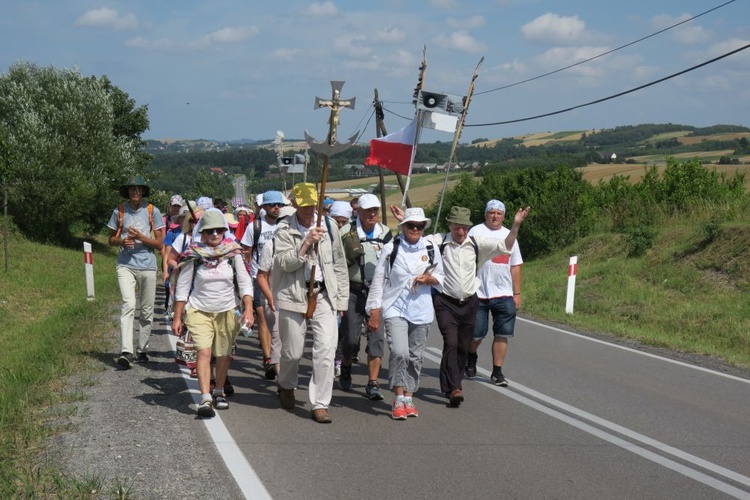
xmin=239 ymin=218 xmax=277 ymax=277
xmin=467 ymin=223 xmax=523 ymax=299
xmin=171 ymin=233 xmax=192 ymax=255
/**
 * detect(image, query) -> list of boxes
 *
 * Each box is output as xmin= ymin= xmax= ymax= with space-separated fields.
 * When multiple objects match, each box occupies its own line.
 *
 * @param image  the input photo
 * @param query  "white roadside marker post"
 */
xmin=84 ymin=242 xmax=95 ymax=301
xmin=565 ymin=256 xmax=577 ymax=315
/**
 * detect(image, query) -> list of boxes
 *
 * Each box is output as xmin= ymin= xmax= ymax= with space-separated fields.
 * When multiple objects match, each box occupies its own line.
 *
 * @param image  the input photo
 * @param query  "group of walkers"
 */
xmin=108 ymin=176 xmax=530 ymax=423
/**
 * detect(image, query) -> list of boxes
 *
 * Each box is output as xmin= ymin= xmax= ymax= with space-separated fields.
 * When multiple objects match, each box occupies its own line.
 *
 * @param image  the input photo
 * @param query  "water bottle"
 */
xmin=236 ymin=309 xmax=252 ymax=337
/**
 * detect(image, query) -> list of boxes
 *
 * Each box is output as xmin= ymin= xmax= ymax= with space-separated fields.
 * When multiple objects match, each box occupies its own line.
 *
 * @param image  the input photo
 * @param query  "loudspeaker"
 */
xmin=417 ymin=91 xmax=449 ymax=112
xmin=280 ymin=157 xmax=293 ymax=166
xmin=445 ymin=94 xmax=466 ymax=115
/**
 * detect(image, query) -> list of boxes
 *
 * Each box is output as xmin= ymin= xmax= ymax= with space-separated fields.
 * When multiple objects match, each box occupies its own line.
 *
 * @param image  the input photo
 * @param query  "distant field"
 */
xmin=645 ymin=131 xmax=692 ymax=143
xmin=578 ymin=162 xmax=750 ymax=190
xmin=325 ymin=172 xmax=461 ymax=208
xmin=678 ymin=132 xmax=750 ymax=145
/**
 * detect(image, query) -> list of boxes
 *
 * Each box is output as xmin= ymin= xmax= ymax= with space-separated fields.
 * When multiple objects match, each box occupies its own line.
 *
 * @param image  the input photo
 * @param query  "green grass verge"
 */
xmin=0 ymin=226 xmax=122 ymax=497
xmin=523 ymin=203 xmax=750 ymax=368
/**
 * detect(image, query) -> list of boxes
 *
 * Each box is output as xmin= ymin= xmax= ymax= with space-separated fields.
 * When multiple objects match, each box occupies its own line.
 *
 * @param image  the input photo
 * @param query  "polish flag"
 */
xmin=365 ymin=117 xmax=417 ymax=175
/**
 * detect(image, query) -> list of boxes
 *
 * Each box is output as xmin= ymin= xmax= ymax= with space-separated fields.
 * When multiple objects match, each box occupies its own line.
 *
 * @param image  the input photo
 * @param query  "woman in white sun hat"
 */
xmin=365 ymin=207 xmax=444 ymax=420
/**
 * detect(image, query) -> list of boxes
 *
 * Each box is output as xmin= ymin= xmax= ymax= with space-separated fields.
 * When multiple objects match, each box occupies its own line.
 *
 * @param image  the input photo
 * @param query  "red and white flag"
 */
xmin=365 ymin=117 xmax=418 ymax=175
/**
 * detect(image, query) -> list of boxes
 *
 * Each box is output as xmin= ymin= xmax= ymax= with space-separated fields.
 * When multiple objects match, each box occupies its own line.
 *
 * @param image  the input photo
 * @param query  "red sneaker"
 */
xmin=404 ymin=399 xmax=419 ymax=418
xmin=391 ymin=400 xmax=407 ymax=420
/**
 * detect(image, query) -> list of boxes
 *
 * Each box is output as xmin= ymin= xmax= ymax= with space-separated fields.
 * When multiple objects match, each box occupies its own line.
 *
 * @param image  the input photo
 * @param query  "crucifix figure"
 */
xmin=309 ymin=81 xmax=356 ymax=154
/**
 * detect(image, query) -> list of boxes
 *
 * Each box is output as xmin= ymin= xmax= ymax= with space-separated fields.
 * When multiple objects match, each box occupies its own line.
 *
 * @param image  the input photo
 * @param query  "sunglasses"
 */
xmin=404 ymin=222 xmax=426 ymax=231
xmin=265 ymin=203 xmax=284 ymax=208
xmin=202 ymin=228 xmax=226 ymax=236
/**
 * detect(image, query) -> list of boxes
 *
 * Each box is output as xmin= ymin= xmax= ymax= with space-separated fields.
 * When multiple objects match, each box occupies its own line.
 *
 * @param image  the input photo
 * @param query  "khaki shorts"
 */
xmin=184 ymin=307 xmax=239 ymax=356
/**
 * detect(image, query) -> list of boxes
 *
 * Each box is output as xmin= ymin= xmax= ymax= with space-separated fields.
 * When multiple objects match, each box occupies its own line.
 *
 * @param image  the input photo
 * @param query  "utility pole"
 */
xmin=373 ymin=88 xmax=388 ymax=224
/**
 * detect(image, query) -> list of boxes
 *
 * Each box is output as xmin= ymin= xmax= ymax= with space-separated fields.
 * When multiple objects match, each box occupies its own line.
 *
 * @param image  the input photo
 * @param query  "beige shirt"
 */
xmin=427 ymin=233 xmax=512 ymax=301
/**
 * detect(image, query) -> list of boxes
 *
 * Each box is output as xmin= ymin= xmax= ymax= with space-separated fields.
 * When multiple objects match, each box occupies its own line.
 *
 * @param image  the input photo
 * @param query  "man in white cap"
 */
xmin=467 ymin=199 xmax=524 ymax=387
xmin=241 ymin=190 xmax=284 ymax=379
xmin=338 ymin=193 xmax=393 ymax=400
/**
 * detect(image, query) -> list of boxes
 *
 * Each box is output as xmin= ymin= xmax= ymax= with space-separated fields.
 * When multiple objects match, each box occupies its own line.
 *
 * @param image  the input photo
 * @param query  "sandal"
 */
xmin=213 ymin=394 xmax=229 ymax=410
xmin=197 ymin=399 xmax=215 ymax=418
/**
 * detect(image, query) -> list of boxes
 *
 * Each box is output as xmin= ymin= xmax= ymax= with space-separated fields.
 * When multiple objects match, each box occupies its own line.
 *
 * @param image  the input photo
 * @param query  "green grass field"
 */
xmin=0 ymin=227 xmax=121 ymax=497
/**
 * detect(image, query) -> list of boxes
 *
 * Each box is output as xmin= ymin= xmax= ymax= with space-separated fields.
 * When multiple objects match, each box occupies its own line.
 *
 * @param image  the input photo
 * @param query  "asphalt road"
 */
xmin=189 ymin=315 xmax=750 ymax=500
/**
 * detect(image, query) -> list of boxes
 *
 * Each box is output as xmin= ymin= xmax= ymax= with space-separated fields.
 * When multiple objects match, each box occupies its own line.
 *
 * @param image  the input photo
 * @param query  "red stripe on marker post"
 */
xmin=568 ymin=263 xmax=577 ymax=277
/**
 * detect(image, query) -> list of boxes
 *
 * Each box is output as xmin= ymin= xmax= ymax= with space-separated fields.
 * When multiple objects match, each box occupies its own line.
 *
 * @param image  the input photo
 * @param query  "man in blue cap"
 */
xmin=240 ymin=190 xmax=284 ymax=379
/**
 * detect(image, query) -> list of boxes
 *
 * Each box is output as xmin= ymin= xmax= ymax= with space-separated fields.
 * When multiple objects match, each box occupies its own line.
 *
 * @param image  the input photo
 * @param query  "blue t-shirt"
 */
xmin=107 ymin=203 xmax=165 ymax=270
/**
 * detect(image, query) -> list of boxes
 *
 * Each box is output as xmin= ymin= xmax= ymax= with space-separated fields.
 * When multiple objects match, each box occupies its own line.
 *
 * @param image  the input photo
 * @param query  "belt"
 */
xmin=439 ymin=292 xmax=474 ymax=305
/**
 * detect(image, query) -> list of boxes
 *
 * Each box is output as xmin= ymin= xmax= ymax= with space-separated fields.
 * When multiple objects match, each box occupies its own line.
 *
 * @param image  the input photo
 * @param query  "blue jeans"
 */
xmin=473 ymin=296 xmax=516 ymax=340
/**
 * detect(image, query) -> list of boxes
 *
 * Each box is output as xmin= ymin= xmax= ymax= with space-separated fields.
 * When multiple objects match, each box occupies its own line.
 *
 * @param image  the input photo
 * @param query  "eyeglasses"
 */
xmin=265 ymin=203 xmax=284 ymax=208
xmin=202 ymin=228 xmax=226 ymax=236
xmin=404 ymin=222 xmax=426 ymax=231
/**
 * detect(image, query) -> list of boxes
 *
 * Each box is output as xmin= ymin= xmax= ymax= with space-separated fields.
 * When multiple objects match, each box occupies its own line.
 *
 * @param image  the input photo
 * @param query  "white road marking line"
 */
xmin=518 ymin=317 xmax=750 ymax=384
xmin=423 ymin=348 xmax=750 ymax=499
xmin=168 ymin=333 xmax=272 ymax=500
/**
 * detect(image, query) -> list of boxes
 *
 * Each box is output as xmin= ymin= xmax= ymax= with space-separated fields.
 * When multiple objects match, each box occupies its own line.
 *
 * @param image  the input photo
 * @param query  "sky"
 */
xmin=2 ymin=0 xmax=749 ymax=145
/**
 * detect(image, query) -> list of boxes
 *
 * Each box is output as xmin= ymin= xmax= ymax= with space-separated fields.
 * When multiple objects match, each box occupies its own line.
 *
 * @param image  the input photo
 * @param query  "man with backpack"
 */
xmin=107 ymin=177 xmax=165 ymax=369
xmin=433 ymin=205 xmax=529 ymax=406
xmin=240 ymin=190 xmax=283 ymax=379
xmin=338 ymin=193 xmax=393 ymax=400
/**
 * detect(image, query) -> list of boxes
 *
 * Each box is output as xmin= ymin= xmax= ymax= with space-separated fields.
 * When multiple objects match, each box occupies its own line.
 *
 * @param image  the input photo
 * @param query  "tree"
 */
xmin=0 ymin=62 xmax=148 ymax=243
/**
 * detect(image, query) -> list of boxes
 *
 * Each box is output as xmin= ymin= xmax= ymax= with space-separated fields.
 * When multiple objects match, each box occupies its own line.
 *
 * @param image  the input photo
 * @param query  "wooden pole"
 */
xmin=374 ymin=88 xmax=388 ymax=224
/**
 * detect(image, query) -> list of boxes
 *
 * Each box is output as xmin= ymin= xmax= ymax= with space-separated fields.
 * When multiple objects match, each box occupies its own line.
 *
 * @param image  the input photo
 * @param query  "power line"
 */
xmin=465 ymin=42 xmax=750 ymax=128
xmin=382 ymin=107 xmax=414 ymax=122
xmin=474 ymin=0 xmax=736 ymax=96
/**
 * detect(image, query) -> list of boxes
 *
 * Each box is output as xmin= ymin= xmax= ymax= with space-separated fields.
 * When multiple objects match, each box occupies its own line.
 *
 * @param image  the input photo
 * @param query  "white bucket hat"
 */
xmin=398 ymin=207 xmax=431 ymax=230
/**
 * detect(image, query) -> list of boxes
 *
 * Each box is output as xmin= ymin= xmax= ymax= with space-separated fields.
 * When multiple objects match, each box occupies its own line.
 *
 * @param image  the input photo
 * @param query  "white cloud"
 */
xmin=430 ymin=0 xmax=458 ymax=8
xmin=705 ymin=38 xmax=750 ymax=68
xmin=651 ymin=14 xmax=711 ymax=45
xmin=697 ymin=74 xmax=731 ymax=91
xmin=306 ymin=2 xmax=338 ymax=17
xmin=334 ymin=33 xmax=371 ymax=58
xmin=433 ymin=31 xmax=486 ymax=53
xmin=447 ymin=15 xmax=485 ymax=29
xmin=203 ymin=26 xmax=259 ymax=44
xmin=386 ymin=49 xmax=419 ymax=67
xmin=125 ymin=36 xmax=175 ymax=51
xmin=126 ymin=26 xmax=258 ymax=52
xmin=268 ymin=48 xmax=302 ymax=62
xmin=373 ymin=26 xmax=405 ymax=43
xmin=75 ymin=8 xmax=137 ymax=30
xmin=521 ymin=13 xmax=586 ymax=44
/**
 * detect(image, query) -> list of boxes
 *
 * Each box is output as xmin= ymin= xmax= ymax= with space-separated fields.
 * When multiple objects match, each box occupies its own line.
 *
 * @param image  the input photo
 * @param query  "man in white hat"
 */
xmin=338 ymin=193 xmax=393 ymax=400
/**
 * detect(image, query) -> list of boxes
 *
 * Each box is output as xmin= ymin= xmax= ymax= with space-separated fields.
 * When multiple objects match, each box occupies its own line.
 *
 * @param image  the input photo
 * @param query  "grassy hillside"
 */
xmin=522 ymin=204 xmax=750 ymax=368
